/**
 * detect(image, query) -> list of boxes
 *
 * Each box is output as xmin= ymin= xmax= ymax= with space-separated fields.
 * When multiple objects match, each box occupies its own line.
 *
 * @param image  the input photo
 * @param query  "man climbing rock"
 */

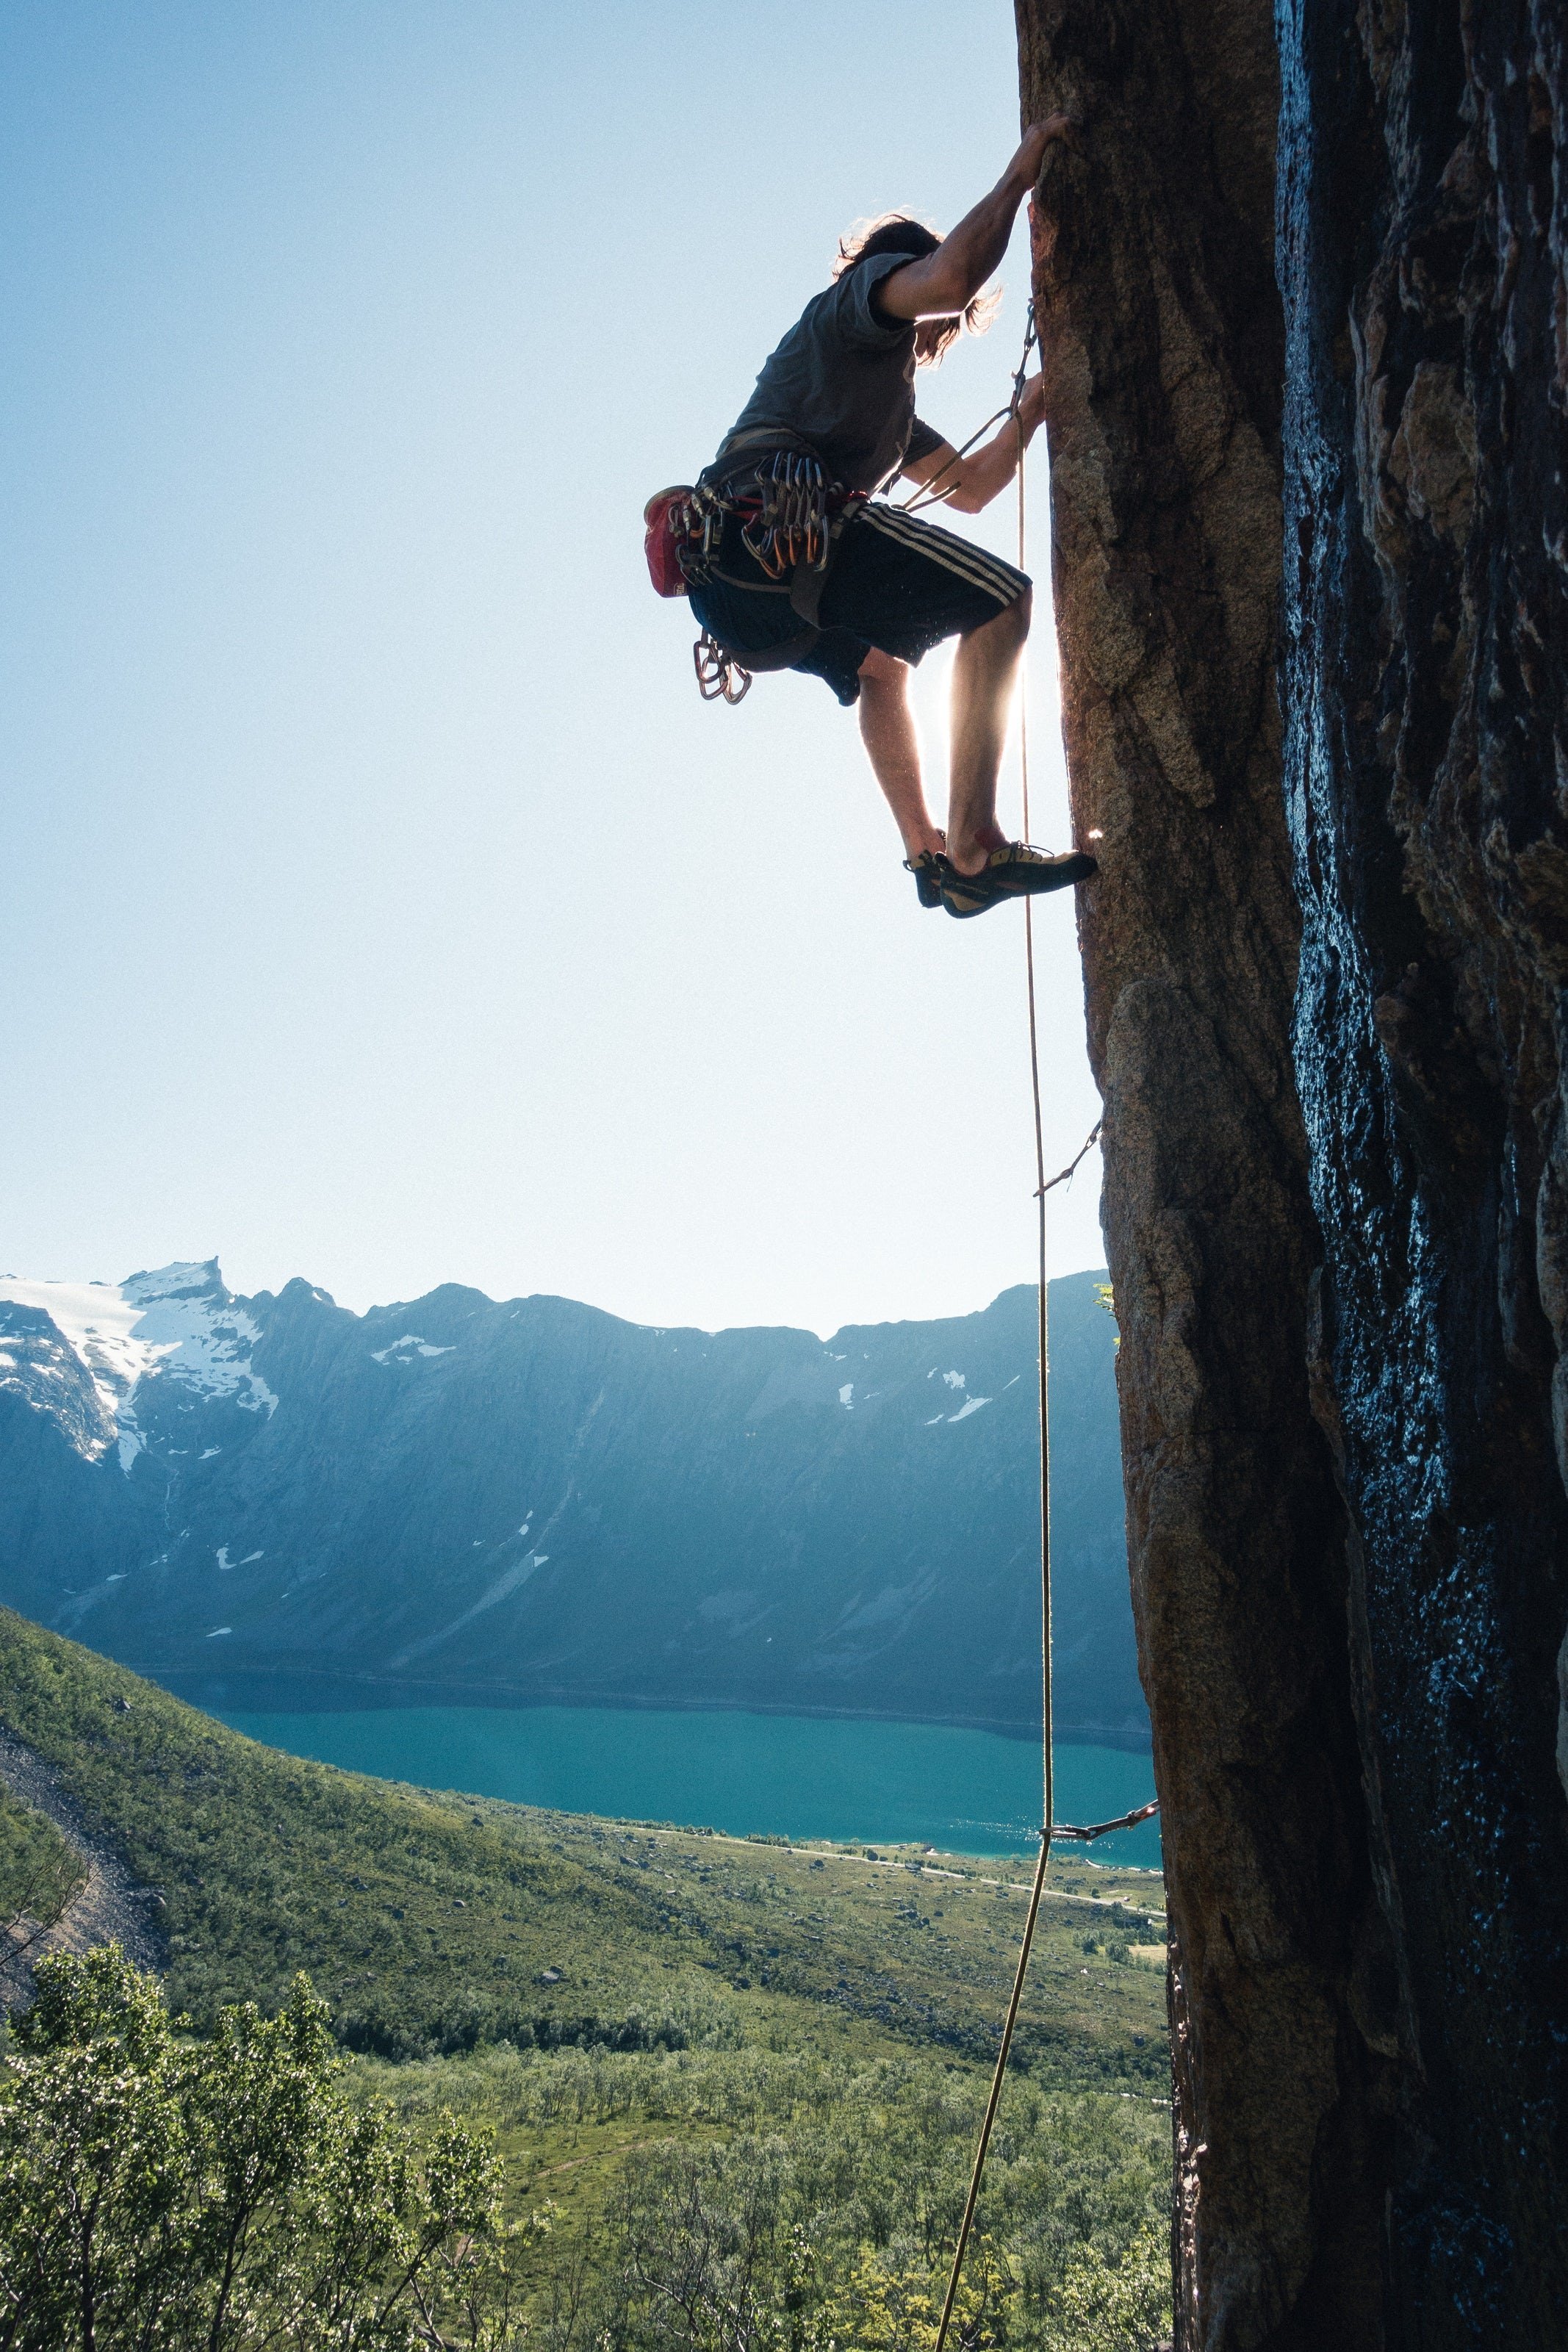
xmin=645 ymin=120 xmax=1095 ymax=919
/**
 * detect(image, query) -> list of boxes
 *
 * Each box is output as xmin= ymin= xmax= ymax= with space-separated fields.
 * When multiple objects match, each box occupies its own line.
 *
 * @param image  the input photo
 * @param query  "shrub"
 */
xmin=0 ymin=1945 xmax=545 ymax=2349
xmin=0 ymin=1788 xmax=83 ymax=1956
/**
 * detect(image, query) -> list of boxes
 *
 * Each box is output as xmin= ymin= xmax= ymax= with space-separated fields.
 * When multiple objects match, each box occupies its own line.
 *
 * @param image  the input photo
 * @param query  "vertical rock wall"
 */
xmin=1015 ymin=4 xmax=1392 ymax=2342
xmin=1015 ymin=0 xmax=1568 ymax=2335
xmin=1277 ymin=0 xmax=1568 ymax=2339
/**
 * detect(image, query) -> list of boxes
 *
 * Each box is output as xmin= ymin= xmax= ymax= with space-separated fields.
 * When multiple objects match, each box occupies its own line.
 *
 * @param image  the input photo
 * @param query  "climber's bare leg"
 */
xmin=946 ymin=589 xmax=1032 ymax=875
xmin=857 ymin=647 xmax=945 ymax=863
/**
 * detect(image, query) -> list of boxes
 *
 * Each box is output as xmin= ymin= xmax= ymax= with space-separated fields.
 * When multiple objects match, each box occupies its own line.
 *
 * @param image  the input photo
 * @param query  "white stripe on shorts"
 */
xmin=857 ymin=501 xmax=1026 ymax=603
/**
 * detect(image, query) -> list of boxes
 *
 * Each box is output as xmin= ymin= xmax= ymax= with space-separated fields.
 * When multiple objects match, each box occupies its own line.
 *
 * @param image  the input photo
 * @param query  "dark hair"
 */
xmin=832 ymin=212 xmax=999 ymax=364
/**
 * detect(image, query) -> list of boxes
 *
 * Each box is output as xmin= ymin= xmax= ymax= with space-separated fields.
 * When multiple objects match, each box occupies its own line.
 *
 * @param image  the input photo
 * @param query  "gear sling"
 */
xmin=643 ymin=428 xmax=868 ymax=702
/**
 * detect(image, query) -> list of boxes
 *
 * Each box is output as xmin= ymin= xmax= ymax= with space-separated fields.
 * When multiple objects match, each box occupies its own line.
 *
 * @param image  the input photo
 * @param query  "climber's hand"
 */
xmin=1015 ymin=373 xmax=1049 ymax=434
xmin=882 ymin=123 xmax=1083 ymax=324
xmin=1013 ymin=116 xmax=1079 ymax=187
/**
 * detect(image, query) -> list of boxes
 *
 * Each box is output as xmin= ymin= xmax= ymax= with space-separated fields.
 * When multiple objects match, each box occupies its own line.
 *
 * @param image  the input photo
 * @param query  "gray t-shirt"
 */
xmin=719 ymin=250 xmax=944 ymax=494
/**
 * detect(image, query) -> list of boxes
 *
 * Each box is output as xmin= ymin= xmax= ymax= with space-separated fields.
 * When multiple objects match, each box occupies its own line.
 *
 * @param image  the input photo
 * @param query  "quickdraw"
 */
xmin=665 ymin=483 xmax=730 ymax=589
xmin=737 ymin=448 xmax=847 ymax=578
xmin=694 ymin=630 xmax=752 ymax=705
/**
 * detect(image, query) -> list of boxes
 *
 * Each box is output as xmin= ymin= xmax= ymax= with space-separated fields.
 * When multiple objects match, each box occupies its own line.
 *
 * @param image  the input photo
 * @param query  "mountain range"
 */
xmin=0 ymin=1260 xmax=1145 ymax=1745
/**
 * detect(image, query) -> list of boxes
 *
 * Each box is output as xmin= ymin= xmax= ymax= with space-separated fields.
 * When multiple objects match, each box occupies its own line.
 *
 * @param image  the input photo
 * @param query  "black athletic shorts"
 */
xmin=688 ymin=503 xmax=1030 ymax=706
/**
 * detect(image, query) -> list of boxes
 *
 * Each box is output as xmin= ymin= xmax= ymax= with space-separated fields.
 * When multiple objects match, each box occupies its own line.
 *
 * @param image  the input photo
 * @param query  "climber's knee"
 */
xmin=858 ymin=646 xmax=911 ymax=695
xmin=981 ymin=587 xmax=1032 ymax=648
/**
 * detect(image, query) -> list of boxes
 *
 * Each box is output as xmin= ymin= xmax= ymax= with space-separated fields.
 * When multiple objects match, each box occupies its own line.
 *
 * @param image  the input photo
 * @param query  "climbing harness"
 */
xmin=645 ymin=442 xmax=869 ymax=704
xmin=930 ymin=320 xmax=1158 ymax=2352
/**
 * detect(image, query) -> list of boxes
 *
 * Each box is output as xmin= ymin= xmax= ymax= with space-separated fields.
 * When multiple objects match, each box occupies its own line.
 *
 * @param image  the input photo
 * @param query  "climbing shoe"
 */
xmin=905 ymin=852 xmax=945 ymax=910
xmin=937 ymin=844 xmax=1098 ymax=920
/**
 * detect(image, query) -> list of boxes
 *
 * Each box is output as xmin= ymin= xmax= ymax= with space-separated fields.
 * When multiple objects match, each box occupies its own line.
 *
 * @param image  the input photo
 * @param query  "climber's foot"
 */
xmin=938 ymin=844 xmax=1097 ymax=919
xmin=905 ymin=851 xmax=946 ymax=910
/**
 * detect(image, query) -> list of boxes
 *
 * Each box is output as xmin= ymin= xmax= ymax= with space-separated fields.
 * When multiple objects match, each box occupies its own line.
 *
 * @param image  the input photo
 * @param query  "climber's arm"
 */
xmin=874 ymin=118 xmax=1076 ymax=322
xmin=901 ymin=375 xmax=1047 ymax=514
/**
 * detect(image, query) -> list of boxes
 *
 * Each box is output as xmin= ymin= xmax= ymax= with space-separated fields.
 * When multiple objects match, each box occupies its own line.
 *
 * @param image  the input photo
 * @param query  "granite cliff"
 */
xmin=1016 ymin=0 xmax=1568 ymax=2340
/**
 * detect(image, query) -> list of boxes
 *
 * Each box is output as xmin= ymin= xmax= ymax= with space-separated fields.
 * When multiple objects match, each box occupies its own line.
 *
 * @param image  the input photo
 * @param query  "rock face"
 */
xmin=1017 ymin=0 xmax=1568 ymax=2340
xmin=1279 ymin=0 xmax=1568 ymax=2337
xmin=0 ymin=1262 xmax=1143 ymax=1746
xmin=1017 ymin=4 xmax=1391 ymax=2341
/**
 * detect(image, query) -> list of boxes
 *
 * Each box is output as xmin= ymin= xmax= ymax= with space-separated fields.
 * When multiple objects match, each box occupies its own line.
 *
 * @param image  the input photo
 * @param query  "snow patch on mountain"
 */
xmin=0 ymin=1262 xmax=277 ymax=1469
xmin=370 ymin=1334 xmax=456 ymax=1364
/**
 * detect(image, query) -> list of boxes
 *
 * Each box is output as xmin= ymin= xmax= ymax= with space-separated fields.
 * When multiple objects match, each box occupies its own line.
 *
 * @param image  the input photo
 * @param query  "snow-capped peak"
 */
xmin=0 ymin=1260 xmax=277 ymax=1470
xmin=121 ymin=1259 xmax=224 ymax=1306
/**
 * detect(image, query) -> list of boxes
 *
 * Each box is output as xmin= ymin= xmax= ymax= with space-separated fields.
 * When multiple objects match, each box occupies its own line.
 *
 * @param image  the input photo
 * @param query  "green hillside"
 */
xmin=0 ymin=1609 xmax=1165 ymax=2085
xmin=1 ymin=1610 xmax=1175 ymax=2343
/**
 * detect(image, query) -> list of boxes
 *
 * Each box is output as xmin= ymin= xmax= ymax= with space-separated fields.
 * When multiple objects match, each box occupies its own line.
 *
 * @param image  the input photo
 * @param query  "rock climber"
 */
xmin=644 ymin=119 xmax=1096 ymax=920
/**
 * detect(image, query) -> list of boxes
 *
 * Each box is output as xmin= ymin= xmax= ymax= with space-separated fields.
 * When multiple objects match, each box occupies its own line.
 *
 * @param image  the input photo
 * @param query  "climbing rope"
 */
xmin=899 ymin=401 xmax=1012 ymax=512
xmin=931 ymin=313 xmax=1156 ymax=2352
xmin=901 ymin=308 xmax=1039 ymax=517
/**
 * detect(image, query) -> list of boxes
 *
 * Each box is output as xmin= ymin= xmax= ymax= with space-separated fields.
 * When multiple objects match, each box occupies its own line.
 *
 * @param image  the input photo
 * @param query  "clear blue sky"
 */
xmin=1 ymin=0 xmax=1105 ymax=1335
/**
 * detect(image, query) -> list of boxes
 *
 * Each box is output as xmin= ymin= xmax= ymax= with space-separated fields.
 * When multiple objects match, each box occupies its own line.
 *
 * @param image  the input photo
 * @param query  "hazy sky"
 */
xmin=3 ymin=0 xmax=1106 ymax=1337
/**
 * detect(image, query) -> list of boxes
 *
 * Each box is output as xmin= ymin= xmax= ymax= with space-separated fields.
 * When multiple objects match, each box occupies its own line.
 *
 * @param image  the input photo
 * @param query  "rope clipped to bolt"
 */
xmin=930 ymin=314 xmax=1156 ymax=2352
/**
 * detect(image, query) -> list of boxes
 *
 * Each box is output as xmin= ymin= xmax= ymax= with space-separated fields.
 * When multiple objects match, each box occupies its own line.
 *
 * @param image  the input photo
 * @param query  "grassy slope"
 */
xmin=0 ymin=1609 xmax=1166 ymax=2089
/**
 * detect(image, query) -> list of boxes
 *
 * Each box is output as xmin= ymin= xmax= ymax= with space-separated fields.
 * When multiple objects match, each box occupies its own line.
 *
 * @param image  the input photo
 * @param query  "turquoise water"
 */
xmin=212 ymin=1703 xmax=1162 ymax=1869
